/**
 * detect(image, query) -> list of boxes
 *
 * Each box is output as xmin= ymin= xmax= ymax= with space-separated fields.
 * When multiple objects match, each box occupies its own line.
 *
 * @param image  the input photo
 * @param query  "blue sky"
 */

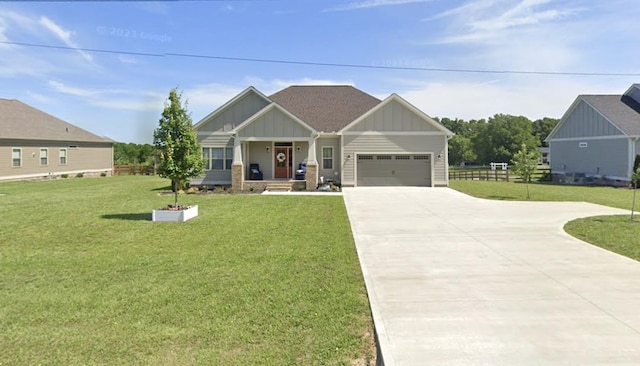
xmin=1 ymin=0 xmax=638 ymax=143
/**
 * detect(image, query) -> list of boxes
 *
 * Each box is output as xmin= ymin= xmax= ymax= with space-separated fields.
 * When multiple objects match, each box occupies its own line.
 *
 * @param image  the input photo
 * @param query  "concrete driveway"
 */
xmin=342 ymin=187 xmax=640 ymax=366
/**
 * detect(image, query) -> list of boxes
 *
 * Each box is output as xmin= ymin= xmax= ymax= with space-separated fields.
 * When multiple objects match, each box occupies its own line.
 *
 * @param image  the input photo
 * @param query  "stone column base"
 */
xmin=305 ymin=162 xmax=318 ymax=191
xmin=232 ymin=163 xmax=244 ymax=191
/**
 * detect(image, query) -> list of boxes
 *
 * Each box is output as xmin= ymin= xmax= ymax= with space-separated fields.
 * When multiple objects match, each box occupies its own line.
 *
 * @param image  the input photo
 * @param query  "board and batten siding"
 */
xmin=342 ymin=134 xmax=447 ymax=186
xmin=0 ymin=140 xmax=112 ymax=180
xmin=348 ymin=100 xmax=441 ymax=132
xmin=550 ymin=138 xmax=629 ymax=179
xmin=192 ymin=134 xmax=234 ymax=185
xmin=316 ymin=137 xmax=341 ymax=182
xmin=553 ymin=100 xmax=624 ymax=139
xmin=237 ymin=108 xmax=312 ymax=139
xmin=197 ymin=91 xmax=270 ymax=133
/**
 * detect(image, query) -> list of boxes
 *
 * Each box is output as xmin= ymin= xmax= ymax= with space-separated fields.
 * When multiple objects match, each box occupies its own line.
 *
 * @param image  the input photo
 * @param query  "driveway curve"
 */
xmin=343 ymin=187 xmax=640 ymax=366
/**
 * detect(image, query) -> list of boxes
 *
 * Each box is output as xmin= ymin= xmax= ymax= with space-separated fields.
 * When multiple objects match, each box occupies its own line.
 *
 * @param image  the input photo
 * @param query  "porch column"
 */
xmin=231 ymin=138 xmax=244 ymax=191
xmin=306 ymin=137 xmax=318 ymax=191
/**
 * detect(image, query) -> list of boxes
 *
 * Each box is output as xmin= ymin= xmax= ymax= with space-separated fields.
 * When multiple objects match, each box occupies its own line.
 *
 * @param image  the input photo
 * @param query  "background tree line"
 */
xmin=113 ymin=142 xmax=156 ymax=166
xmin=113 ymin=114 xmax=559 ymax=167
xmin=435 ymin=114 xmax=559 ymax=166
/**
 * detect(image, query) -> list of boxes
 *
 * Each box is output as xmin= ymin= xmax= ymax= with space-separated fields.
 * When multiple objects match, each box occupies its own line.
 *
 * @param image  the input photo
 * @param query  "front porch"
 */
xmin=231 ymin=139 xmax=319 ymax=192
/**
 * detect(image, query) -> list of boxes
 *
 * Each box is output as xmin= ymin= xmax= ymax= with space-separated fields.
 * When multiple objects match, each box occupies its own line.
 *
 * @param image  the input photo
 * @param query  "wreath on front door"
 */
xmin=276 ymin=152 xmax=286 ymax=163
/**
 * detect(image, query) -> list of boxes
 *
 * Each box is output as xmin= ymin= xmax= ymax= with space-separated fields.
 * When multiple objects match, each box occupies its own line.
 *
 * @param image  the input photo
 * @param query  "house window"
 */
xmin=40 ymin=148 xmax=48 ymax=166
xmin=203 ymin=147 xmax=233 ymax=170
xmin=358 ymin=155 xmax=373 ymax=160
xmin=11 ymin=148 xmax=21 ymax=167
xmin=59 ymin=148 xmax=67 ymax=165
xmin=376 ymin=155 xmax=392 ymax=160
xmin=322 ymin=146 xmax=333 ymax=170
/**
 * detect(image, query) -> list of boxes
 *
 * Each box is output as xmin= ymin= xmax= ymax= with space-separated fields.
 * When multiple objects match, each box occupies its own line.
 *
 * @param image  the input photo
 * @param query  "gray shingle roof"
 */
xmin=0 ymin=99 xmax=113 ymax=143
xmin=581 ymin=94 xmax=640 ymax=136
xmin=268 ymin=85 xmax=382 ymax=132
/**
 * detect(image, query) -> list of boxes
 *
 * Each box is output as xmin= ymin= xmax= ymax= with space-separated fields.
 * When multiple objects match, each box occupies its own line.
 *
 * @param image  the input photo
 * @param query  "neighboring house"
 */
xmin=0 ymin=99 xmax=114 ymax=181
xmin=192 ymin=85 xmax=453 ymax=190
xmin=546 ymin=84 xmax=640 ymax=185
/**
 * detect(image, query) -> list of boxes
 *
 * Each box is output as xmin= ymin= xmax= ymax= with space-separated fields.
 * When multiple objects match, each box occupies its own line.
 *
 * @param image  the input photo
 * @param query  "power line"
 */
xmin=2 ymin=40 xmax=639 ymax=77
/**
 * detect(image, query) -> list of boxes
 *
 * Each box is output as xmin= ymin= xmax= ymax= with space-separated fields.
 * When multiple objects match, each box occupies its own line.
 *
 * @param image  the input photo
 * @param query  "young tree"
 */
xmin=511 ymin=143 xmax=541 ymax=200
xmin=153 ymin=88 xmax=204 ymax=207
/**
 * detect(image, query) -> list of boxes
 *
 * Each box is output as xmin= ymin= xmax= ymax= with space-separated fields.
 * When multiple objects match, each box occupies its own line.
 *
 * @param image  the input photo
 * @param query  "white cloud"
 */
xmin=396 ymin=77 xmax=632 ymax=122
xmin=48 ymin=80 xmax=97 ymax=97
xmin=118 ymin=55 xmax=140 ymax=65
xmin=325 ymin=0 xmax=432 ymax=12
xmin=426 ymin=0 xmax=579 ymax=45
xmin=39 ymin=16 xmax=93 ymax=62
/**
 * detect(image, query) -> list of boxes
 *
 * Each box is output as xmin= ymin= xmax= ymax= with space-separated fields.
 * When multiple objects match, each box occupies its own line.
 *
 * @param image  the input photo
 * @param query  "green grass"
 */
xmin=0 ymin=176 xmax=374 ymax=365
xmin=449 ymin=180 xmax=636 ymax=210
xmin=450 ymin=180 xmax=640 ymax=262
xmin=564 ymin=215 xmax=640 ymax=261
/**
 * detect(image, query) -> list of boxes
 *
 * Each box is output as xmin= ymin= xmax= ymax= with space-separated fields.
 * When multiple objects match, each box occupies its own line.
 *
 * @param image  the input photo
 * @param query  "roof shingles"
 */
xmin=581 ymin=94 xmax=640 ymax=136
xmin=268 ymin=85 xmax=381 ymax=132
xmin=0 ymin=99 xmax=112 ymax=143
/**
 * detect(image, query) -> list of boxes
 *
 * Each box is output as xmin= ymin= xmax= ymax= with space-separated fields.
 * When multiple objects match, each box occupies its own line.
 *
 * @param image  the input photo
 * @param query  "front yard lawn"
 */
xmin=0 ymin=176 xmax=374 ymax=365
xmin=449 ymin=180 xmax=635 ymax=210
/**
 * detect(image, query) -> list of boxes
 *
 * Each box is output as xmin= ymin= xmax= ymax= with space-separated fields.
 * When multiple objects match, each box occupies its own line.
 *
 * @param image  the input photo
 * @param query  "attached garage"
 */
xmin=356 ymin=154 xmax=431 ymax=187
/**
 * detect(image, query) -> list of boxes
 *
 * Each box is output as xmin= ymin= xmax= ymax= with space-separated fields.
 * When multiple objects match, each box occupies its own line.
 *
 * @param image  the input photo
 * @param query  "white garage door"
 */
xmin=356 ymin=154 xmax=431 ymax=186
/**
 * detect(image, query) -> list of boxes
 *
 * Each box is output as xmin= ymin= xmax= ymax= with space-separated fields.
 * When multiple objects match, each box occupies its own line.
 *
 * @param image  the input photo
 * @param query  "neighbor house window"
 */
xmin=322 ymin=146 xmax=333 ymax=169
xmin=59 ymin=148 xmax=67 ymax=165
xmin=579 ymin=142 xmax=588 ymax=148
xmin=203 ymin=147 xmax=233 ymax=170
xmin=40 ymin=148 xmax=48 ymax=166
xmin=11 ymin=148 xmax=21 ymax=167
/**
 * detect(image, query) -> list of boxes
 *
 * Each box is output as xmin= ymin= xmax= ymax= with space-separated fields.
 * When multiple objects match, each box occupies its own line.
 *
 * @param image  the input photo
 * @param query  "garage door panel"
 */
xmin=357 ymin=154 xmax=431 ymax=187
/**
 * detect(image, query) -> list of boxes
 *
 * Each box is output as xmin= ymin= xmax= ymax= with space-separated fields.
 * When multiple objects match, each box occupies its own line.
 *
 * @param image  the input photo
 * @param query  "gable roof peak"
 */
xmin=268 ymin=85 xmax=382 ymax=132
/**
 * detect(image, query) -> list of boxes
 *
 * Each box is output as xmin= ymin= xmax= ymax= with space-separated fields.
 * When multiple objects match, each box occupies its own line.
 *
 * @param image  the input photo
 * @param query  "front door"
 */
xmin=274 ymin=147 xmax=292 ymax=178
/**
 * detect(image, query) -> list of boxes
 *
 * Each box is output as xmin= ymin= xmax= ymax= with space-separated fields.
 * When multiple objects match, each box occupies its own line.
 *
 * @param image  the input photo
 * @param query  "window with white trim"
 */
xmin=11 ymin=148 xmax=21 ymax=167
xmin=203 ymin=147 xmax=233 ymax=170
xmin=59 ymin=148 xmax=67 ymax=165
xmin=40 ymin=148 xmax=48 ymax=166
xmin=322 ymin=146 xmax=333 ymax=169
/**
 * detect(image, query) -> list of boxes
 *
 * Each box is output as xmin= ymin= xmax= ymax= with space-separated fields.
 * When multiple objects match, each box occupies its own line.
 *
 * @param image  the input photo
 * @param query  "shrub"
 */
xmin=186 ymin=186 xmax=199 ymax=194
xmin=100 ymin=172 xmax=107 ymax=177
xmin=75 ymin=173 xmax=84 ymax=178
xmin=61 ymin=174 xmax=69 ymax=179
xmin=214 ymin=186 xmax=225 ymax=193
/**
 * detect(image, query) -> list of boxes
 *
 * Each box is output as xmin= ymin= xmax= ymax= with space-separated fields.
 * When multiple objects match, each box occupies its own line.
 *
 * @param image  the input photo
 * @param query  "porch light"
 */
xmin=265 ymin=146 xmax=270 ymax=152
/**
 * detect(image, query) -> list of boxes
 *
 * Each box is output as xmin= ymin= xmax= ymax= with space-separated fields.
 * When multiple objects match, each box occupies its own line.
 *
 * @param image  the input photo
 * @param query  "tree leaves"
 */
xmin=153 ymin=88 xmax=205 ymax=206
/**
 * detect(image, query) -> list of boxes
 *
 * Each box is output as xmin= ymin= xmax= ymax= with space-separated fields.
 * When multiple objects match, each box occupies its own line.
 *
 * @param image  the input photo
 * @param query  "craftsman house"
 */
xmin=191 ymin=85 xmax=453 ymax=190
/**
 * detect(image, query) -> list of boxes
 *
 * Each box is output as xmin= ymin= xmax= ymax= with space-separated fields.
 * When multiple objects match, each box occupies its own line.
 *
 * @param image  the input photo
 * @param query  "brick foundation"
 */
xmin=232 ymin=163 xmax=244 ymax=191
xmin=305 ymin=162 xmax=318 ymax=191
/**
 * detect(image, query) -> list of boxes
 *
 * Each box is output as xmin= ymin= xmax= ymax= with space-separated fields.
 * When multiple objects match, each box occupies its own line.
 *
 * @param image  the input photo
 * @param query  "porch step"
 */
xmin=265 ymin=182 xmax=292 ymax=191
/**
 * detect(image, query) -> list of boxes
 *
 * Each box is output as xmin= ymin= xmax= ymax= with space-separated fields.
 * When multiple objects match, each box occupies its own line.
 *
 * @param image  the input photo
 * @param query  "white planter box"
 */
xmin=152 ymin=205 xmax=198 ymax=222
